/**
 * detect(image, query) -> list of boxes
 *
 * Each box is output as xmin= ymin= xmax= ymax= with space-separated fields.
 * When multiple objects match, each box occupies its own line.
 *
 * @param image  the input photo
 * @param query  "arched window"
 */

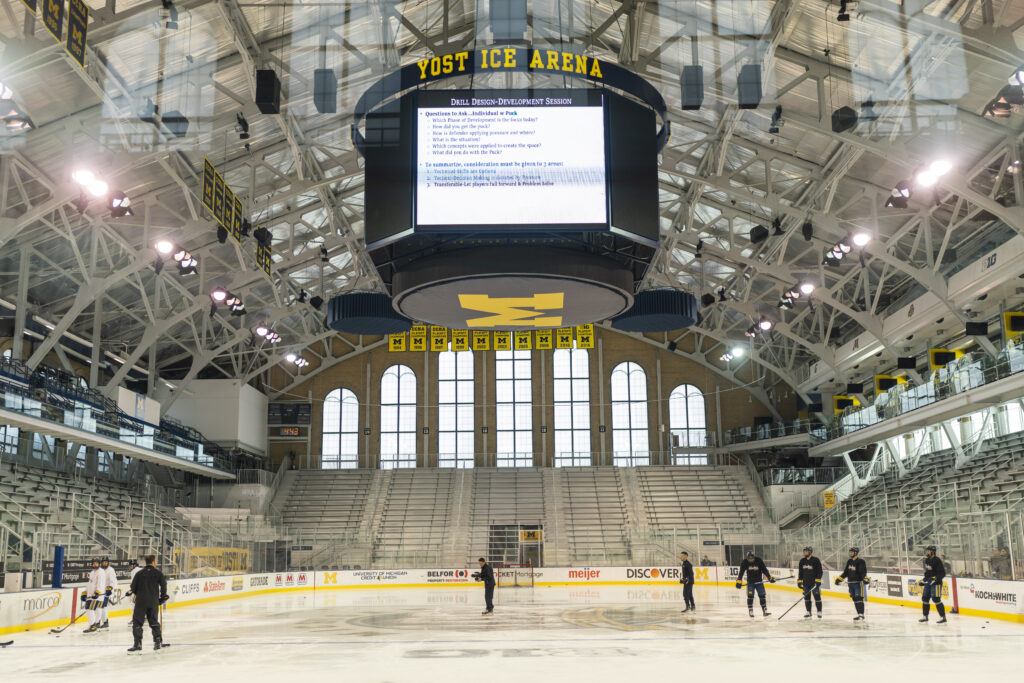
xmin=610 ymin=361 xmax=649 ymax=466
xmin=495 ymin=349 xmax=532 ymax=467
xmin=322 ymin=388 xmax=359 ymax=469
xmin=553 ymin=348 xmax=591 ymax=466
xmin=380 ymin=364 xmax=416 ymax=469
xmin=438 ymin=346 xmax=474 ymax=468
xmin=670 ymin=384 xmax=707 ymax=465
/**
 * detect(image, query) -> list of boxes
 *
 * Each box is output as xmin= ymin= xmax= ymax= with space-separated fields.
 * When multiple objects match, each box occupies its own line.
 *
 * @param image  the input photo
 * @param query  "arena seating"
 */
xmin=636 ymin=466 xmax=760 ymax=527
xmin=276 ymin=469 xmax=374 ymax=534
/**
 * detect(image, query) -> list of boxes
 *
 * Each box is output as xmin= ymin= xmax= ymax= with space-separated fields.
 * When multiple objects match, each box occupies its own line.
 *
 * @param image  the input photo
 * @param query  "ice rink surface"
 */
xmin=2 ymin=584 xmax=1021 ymax=682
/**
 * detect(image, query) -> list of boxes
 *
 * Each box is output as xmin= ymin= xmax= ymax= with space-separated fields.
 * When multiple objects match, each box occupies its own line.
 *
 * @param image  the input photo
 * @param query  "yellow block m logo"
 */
xmin=323 ymin=572 xmax=337 ymax=585
xmin=459 ymin=293 xmax=564 ymax=328
xmin=694 ymin=568 xmax=709 ymax=580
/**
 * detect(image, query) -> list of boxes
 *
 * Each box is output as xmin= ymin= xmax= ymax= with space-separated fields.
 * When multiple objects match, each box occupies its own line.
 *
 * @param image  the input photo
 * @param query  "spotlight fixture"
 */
xmin=298 ymin=290 xmax=307 ymax=304
xmin=731 ymin=346 xmax=744 ymax=357
xmin=210 ymin=288 xmax=229 ymax=303
xmin=295 ymin=358 xmax=309 ymax=368
xmin=885 ymin=181 xmax=912 ymax=208
xmin=695 ymin=239 xmax=704 ymax=258
xmin=284 ymin=352 xmax=309 ymax=368
xmin=717 ymin=288 xmax=728 ymax=303
xmin=801 ymin=220 xmax=813 ymax=241
xmin=745 ymin=325 xmax=758 ymax=337
xmin=309 ymin=295 xmax=324 ymax=310
xmin=72 ymin=168 xmax=110 ymax=199
xmin=285 ymin=352 xmax=297 ymax=363
xmin=109 ymin=191 xmax=133 ymax=217
xmin=720 ymin=352 xmax=735 ymax=362
xmin=983 ymin=83 xmax=1023 ymax=118
xmin=253 ymin=226 xmax=272 ymax=247
xmin=234 ymin=113 xmax=250 ymax=140
xmin=154 ymin=240 xmax=197 ymax=275
xmin=240 ymin=219 xmax=252 ymax=237
xmin=161 ymin=0 xmax=178 ymax=29
xmin=768 ymin=105 xmax=783 ymax=134
xmin=852 ymin=232 xmax=870 ymax=247
xmin=320 ymin=246 xmax=329 ymax=262
xmin=253 ymin=325 xmax=281 ymax=343
xmin=71 ymin=169 xmax=95 ymax=186
xmin=837 ymin=0 xmax=852 ymax=21
xmin=758 ymin=317 xmax=773 ymax=331
xmin=700 ymin=293 xmax=716 ymax=307
xmin=155 ymin=239 xmax=174 ymax=255
xmin=772 ymin=217 xmax=783 ymax=236
xmin=0 ymin=95 xmax=33 ymax=132
xmin=798 ymin=282 xmax=815 ymax=295
xmin=87 ymin=179 xmax=109 ymax=198
xmin=915 ymin=159 xmax=952 ymax=187
xmin=217 ymin=225 xmax=229 ymax=243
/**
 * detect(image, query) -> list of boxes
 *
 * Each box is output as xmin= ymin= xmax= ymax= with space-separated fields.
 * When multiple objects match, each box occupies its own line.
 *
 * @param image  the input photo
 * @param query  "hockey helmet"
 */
xmin=746 ymin=551 xmax=755 ymax=558
xmin=925 ymin=545 xmax=937 ymax=553
xmin=803 ymin=546 xmax=813 ymax=553
xmin=849 ymin=546 xmax=859 ymax=554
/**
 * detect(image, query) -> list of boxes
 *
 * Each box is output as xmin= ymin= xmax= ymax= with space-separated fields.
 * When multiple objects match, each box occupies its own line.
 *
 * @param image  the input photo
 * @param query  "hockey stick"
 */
xmin=777 ymin=591 xmax=812 ymax=620
xmin=49 ymin=612 xmax=86 ymax=634
xmin=0 ymin=640 xmax=13 ymax=647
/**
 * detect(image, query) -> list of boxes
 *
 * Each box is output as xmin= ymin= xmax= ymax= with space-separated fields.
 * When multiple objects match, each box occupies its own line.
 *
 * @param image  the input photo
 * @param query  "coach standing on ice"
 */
xmin=128 ymin=555 xmax=168 ymax=652
xmin=679 ymin=551 xmax=695 ymax=613
xmin=474 ymin=558 xmax=495 ymax=615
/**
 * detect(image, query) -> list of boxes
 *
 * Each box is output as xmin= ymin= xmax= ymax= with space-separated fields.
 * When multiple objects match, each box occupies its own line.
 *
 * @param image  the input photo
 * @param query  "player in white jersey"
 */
xmin=126 ymin=560 xmax=142 ymax=610
xmin=99 ymin=557 xmax=118 ymax=629
xmin=82 ymin=559 xmax=104 ymax=633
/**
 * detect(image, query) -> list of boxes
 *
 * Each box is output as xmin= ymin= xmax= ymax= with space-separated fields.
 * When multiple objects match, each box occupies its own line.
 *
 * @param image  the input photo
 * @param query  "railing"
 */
xmin=0 ymin=358 xmax=232 ymax=473
xmin=723 ymin=418 xmax=827 ymax=446
xmin=761 ymin=467 xmax=847 ymax=486
xmin=832 ymin=345 xmax=1024 ymax=441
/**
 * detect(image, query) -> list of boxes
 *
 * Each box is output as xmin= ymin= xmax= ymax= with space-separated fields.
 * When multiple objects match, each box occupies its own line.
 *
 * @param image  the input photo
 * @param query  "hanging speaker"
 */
xmin=737 ymin=64 xmax=762 ymax=109
xmin=255 ymin=69 xmax=281 ymax=114
xmin=313 ymin=68 xmax=337 ymax=114
xmin=749 ymin=224 xmax=770 ymax=244
xmin=965 ymin=321 xmax=988 ymax=336
xmin=897 ymin=356 xmax=917 ymax=370
xmin=831 ymin=105 xmax=858 ymax=133
xmin=680 ymin=65 xmax=704 ymax=110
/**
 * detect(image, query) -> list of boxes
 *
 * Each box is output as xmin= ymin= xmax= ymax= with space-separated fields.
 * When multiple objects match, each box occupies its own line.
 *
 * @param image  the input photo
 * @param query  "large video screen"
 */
xmin=415 ymin=90 xmax=607 ymax=228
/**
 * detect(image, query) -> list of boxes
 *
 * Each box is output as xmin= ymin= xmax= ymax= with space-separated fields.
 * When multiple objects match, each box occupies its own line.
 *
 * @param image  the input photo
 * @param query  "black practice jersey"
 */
xmin=129 ymin=566 xmax=167 ymax=608
xmin=680 ymin=560 xmax=694 ymax=583
xmin=840 ymin=557 xmax=867 ymax=583
xmin=477 ymin=563 xmax=495 ymax=587
xmin=798 ymin=556 xmax=823 ymax=583
xmin=923 ymin=555 xmax=946 ymax=582
xmin=738 ymin=557 xmax=772 ymax=584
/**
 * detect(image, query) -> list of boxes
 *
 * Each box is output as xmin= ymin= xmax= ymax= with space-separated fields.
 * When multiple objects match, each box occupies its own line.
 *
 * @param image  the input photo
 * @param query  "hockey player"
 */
xmin=797 ymin=546 xmax=823 ymax=619
xmin=127 ymin=555 xmax=168 ymax=652
xmin=679 ymin=551 xmax=695 ymax=613
xmin=835 ymin=546 xmax=868 ymax=620
xmin=473 ymin=558 xmax=495 ymax=615
xmin=736 ymin=551 xmax=775 ymax=617
xmin=98 ymin=557 xmax=118 ymax=629
xmin=919 ymin=545 xmax=948 ymax=624
xmin=81 ymin=558 xmax=104 ymax=633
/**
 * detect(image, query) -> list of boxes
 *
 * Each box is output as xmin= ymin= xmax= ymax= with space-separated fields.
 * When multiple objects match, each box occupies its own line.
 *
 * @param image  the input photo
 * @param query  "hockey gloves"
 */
xmin=159 ymin=595 xmax=170 ymax=605
xmin=80 ymin=593 xmax=87 ymax=603
xmin=834 ymin=577 xmax=843 ymax=586
xmin=735 ymin=581 xmax=743 ymax=589
xmin=105 ymin=588 xmax=113 ymax=597
xmin=769 ymin=577 xmax=776 ymax=584
xmin=797 ymin=580 xmax=804 ymax=589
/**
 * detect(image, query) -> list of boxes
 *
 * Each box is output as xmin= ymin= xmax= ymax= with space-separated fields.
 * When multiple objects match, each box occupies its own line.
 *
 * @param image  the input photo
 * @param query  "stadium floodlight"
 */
xmin=731 ymin=346 xmax=745 ymax=357
xmin=72 ymin=169 xmax=95 ymax=186
xmin=285 ymin=352 xmax=297 ymax=363
xmin=852 ymin=232 xmax=870 ymax=247
xmin=211 ymin=288 xmax=229 ymax=302
xmin=155 ymin=240 xmax=174 ymax=255
xmin=929 ymin=159 xmax=952 ymax=177
xmin=255 ymin=325 xmax=269 ymax=337
xmin=837 ymin=238 xmax=852 ymax=254
xmin=799 ymin=282 xmax=815 ymax=295
xmin=87 ymin=179 xmax=109 ymax=197
xmin=720 ymin=352 xmax=734 ymax=362
xmin=885 ymin=180 xmax=912 ymax=208
xmin=758 ymin=317 xmax=773 ymax=331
